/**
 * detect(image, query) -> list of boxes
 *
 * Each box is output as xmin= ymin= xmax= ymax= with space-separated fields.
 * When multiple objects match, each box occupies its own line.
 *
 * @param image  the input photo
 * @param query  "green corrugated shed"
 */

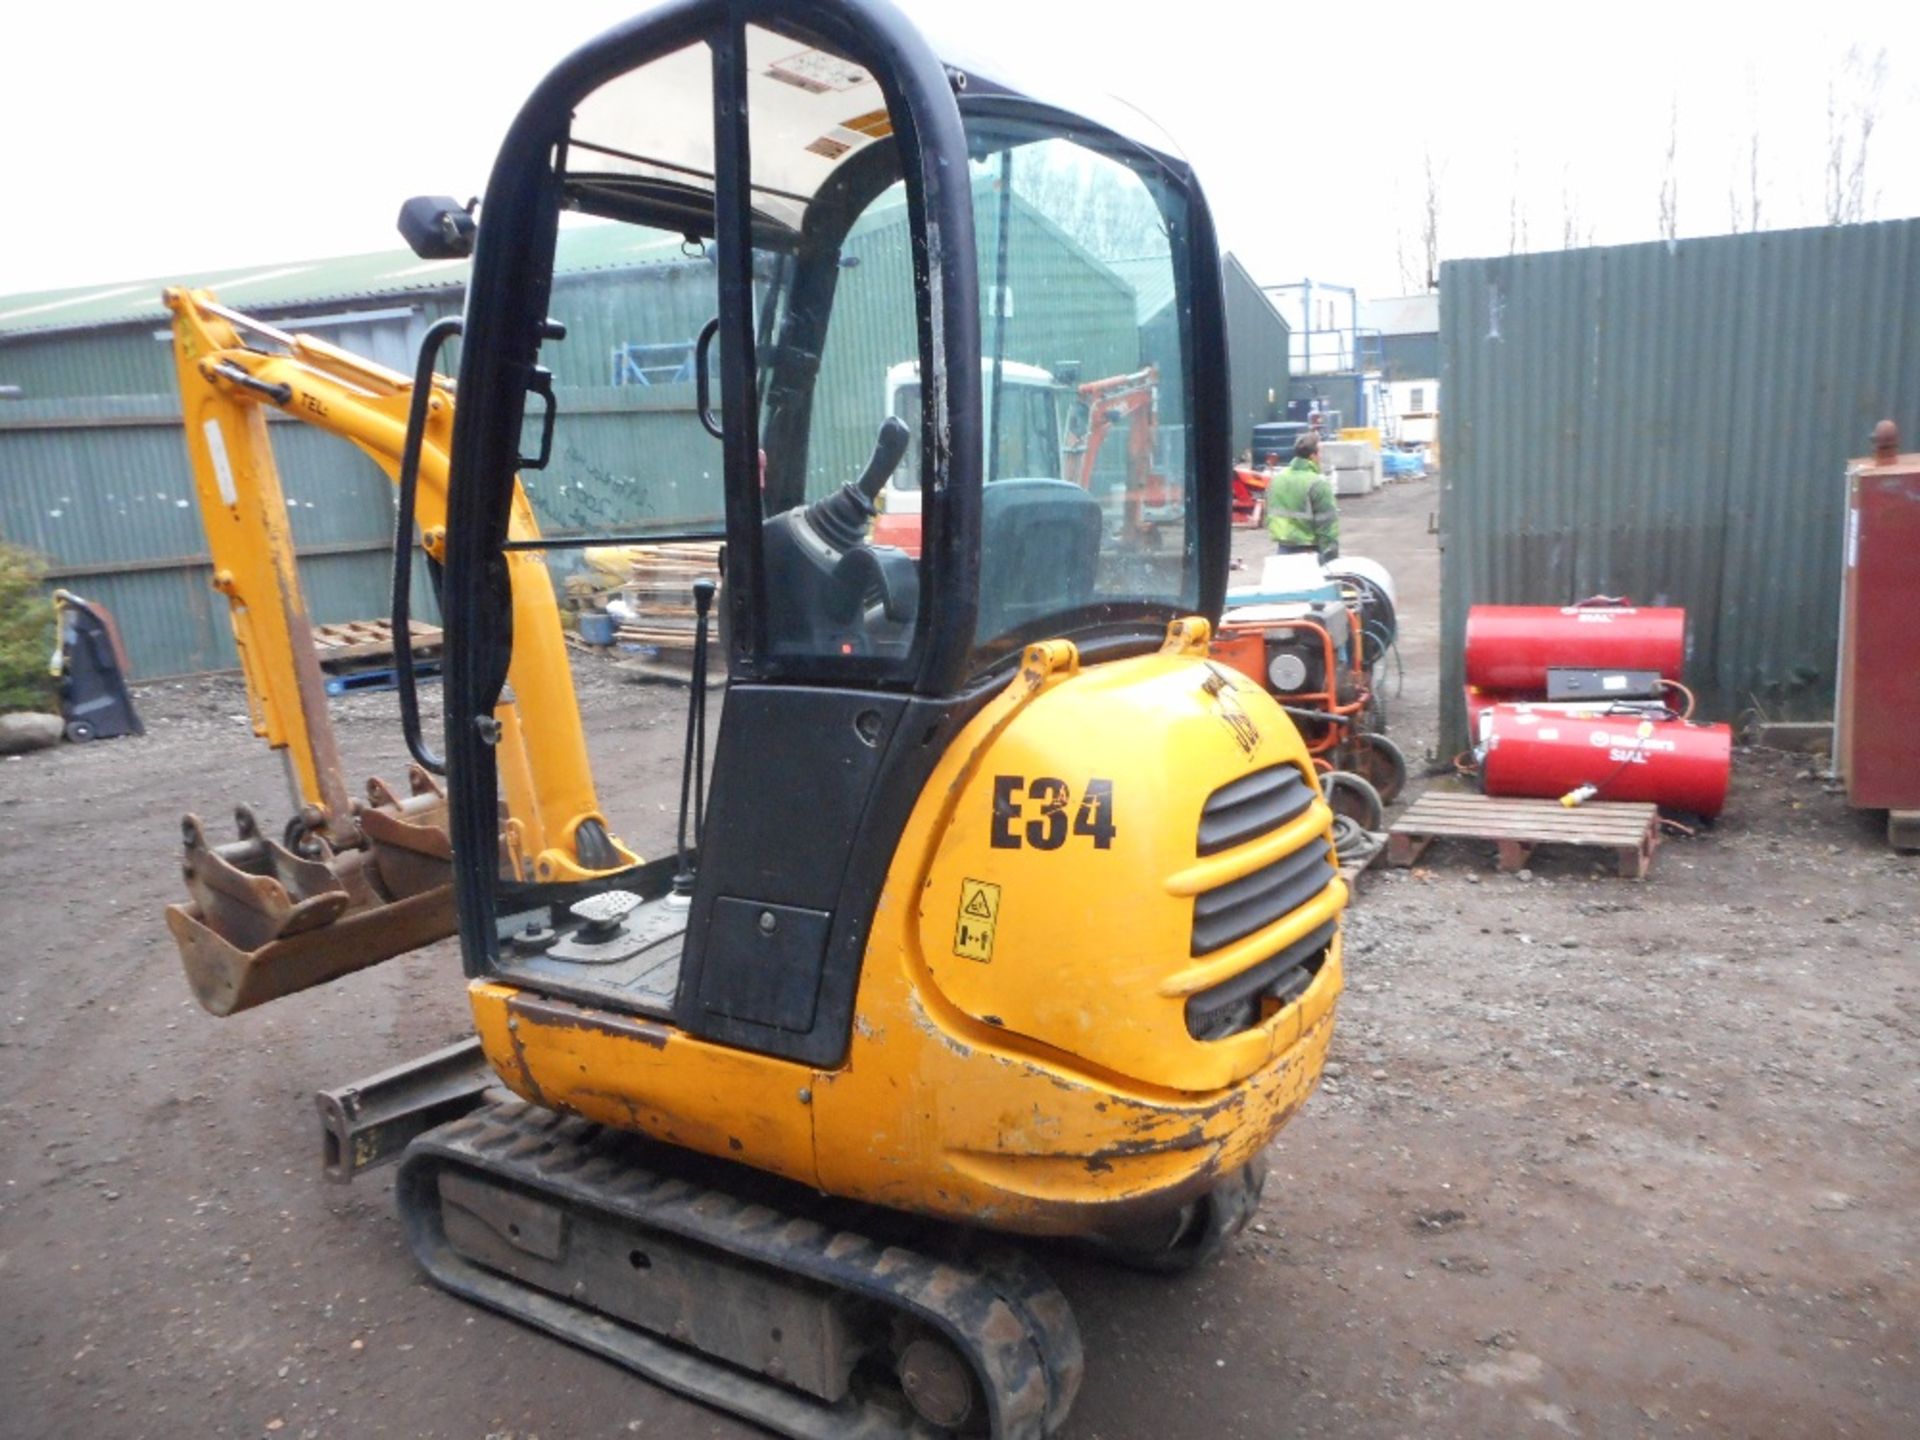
xmin=1439 ymin=218 xmax=1920 ymax=751
xmin=0 ymin=183 xmax=1140 ymax=677
xmin=1222 ymin=255 xmax=1290 ymax=448
xmin=1118 ymin=252 xmax=1288 ymax=445
xmin=811 ymin=180 xmax=1140 ymax=492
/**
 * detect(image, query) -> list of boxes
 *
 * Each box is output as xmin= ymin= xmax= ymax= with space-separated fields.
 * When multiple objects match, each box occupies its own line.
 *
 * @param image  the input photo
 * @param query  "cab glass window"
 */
xmin=745 ymin=25 xmax=923 ymax=668
xmin=964 ymin=119 xmax=1197 ymax=654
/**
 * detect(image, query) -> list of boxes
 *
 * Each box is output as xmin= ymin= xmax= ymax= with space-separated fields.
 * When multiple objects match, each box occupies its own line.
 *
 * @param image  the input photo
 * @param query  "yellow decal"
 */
xmin=953 ymin=878 xmax=1001 ymax=963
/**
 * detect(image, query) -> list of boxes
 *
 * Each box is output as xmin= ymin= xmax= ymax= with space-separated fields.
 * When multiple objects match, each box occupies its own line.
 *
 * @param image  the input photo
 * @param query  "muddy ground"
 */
xmin=2 ymin=474 xmax=1915 ymax=1439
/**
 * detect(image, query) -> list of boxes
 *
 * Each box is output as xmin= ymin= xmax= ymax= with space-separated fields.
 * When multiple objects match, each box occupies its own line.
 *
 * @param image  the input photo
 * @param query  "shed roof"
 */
xmin=0 ymin=224 xmax=696 ymax=341
xmin=1104 ymin=255 xmax=1177 ymax=325
xmin=0 ymin=177 xmax=1138 ymax=343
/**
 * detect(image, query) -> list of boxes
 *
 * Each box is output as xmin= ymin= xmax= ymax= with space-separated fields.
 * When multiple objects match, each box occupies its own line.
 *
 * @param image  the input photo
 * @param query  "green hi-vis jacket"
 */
xmin=1264 ymin=458 xmax=1340 ymax=558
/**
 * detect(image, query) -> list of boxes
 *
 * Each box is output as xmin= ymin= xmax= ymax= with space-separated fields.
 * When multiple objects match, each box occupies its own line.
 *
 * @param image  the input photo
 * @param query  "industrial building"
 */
xmin=1361 ymin=292 xmax=1439 ymax=444
xmin=0 ymin=196 xmax=1288 ymax=679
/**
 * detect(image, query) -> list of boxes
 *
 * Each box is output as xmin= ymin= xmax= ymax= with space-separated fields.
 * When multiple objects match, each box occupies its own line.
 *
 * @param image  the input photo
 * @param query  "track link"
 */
xmin=396 ymin=1096 xmax=1082 ymax=1438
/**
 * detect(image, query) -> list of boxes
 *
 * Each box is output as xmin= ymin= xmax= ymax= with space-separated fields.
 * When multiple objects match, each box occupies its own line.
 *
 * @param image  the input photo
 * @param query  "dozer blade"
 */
xmin=170 ymin=785 xmax=457 ymax=1016
xmin=399 ymin=1097 xmax=1085 ymax=1439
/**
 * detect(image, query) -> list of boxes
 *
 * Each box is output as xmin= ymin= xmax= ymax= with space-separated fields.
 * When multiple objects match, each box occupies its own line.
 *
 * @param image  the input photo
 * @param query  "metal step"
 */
xmin=396 ymin=1097 xmax=1083 ymax=1438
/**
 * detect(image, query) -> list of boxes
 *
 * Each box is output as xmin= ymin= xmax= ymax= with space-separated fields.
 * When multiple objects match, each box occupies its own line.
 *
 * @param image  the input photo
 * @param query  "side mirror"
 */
xmin=397 ymin=196 xmax=477 ymax=259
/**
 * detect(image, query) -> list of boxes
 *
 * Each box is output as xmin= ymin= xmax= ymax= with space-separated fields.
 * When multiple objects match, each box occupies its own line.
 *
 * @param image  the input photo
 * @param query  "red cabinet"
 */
xmin=1836 ymin=442 xmax=1920 ymax=842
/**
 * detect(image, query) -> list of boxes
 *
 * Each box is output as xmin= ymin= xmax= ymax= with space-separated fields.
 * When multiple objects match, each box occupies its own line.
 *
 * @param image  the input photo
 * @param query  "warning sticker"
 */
xmin=766 ymin=48 xmax=869 ymax=94
xmin=953 ymin=878 xmax=1002 ymax=963
xmin=840 ymin=108 xmax=893 ymax=139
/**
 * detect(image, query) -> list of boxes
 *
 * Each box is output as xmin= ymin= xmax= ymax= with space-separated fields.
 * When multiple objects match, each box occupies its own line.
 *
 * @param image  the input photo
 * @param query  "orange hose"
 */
xmin=1659 ymin=678 xmax=1697 ymax=719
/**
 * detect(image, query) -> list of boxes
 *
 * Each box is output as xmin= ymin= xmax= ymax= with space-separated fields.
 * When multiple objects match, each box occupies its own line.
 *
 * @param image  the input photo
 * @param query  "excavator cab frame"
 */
xmin=162 ymin=4 xmax=1348 ymax=1434
xmin=444 ymin=0 xmax=1233 ymax=1068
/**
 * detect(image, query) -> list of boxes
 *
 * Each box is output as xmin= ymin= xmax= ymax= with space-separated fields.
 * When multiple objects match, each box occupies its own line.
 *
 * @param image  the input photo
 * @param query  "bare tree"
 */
xmin=1825 ymin=45 xmax=1888 ymax=225
xmin=1392 ymin=175 xmax=1420 ymax=293
xmin=1729 ymin=129 xmax=1763 ymax=234
xmin=1735 ymin=73 xmax=1758 ymax=234
xmin=1658 ymin=97 xmax=1680 ymax=243
xmin=1011 ymin=146 xmax=1164 ymax=260
xmin=1507 ymin=149 xmax=1529 ymax=255
xmin=1395 ymin=227 xmax=1421 ymax=294
xmin=1561 ymin=164 xmax=1590 ymax=250
xmin=1421 ymin=150 xmax=1441 ymax=290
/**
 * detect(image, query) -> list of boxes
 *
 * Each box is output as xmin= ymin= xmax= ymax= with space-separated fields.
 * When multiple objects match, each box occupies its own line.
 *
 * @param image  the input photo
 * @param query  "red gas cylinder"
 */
xmin=1480 ymin=704 xmax=1733 ymax=817
xmin=1464 ymin=684 xmax=1519 ymax=734
xmin=1465 ymin=601 xmax=1687 ymax=692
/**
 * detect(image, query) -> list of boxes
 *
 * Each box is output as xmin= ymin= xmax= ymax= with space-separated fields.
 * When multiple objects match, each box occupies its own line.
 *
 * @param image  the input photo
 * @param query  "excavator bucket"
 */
xmin=168 ymin=768 xmax=457 ymax=1016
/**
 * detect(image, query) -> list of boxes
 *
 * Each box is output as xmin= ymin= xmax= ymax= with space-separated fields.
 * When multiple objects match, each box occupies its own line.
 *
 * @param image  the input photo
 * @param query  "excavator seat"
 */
xmin=977 ymin=478 xmax=1103 ymax=641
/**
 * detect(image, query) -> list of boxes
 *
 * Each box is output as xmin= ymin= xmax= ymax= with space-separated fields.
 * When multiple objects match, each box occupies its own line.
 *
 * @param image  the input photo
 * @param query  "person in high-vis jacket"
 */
xmin=1265 ymin=433 xmax=1340 ymax=562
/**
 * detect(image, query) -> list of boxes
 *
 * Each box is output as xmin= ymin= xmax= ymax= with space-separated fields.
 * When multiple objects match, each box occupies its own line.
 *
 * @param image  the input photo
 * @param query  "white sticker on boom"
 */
xmin=1537 ymin=728 xmax=1560 ymax=741
xmin=203 ymin=419 xmax=237 ymax=507
xmin=1602 ymin=674 xmax=1628 ymax=692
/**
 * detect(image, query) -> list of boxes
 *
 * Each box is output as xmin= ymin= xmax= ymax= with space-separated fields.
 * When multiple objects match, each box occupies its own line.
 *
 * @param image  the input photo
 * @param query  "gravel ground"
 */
xmin=1 ymin=474 xmax=1914 ymax=1439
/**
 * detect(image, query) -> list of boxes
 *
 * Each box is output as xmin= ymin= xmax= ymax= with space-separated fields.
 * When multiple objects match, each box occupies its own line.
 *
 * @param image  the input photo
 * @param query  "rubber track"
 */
xmin=396 ymin=1096 xmax=1083 ymax=1438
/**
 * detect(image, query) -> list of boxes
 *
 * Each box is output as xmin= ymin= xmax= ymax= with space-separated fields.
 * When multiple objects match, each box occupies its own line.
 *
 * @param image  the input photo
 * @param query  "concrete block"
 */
xmin=1753 ymin=721 xmax=1833 ymax=754
xmin=0 ymin=713 xmax=63 ymax=754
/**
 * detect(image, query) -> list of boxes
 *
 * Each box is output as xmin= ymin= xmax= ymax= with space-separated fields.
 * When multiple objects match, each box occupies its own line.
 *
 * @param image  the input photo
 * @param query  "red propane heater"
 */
xmin=1479 ymin=704 xmax=1732 ymax=817
xmin=1464 ymin=599 xmax=1731 ymax=817
xmin=1465 ymin=599 xmax=1687 ymax=692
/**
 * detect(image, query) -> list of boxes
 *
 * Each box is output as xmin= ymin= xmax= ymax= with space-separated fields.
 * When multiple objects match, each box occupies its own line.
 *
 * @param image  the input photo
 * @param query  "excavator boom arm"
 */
xmin=1061 ymin=365 xmax=1165 ymax=530
xmin=164 ymin=288 xmax=636 ymax=1017
xmin=167 ymin=288 xmax=623 ymax=876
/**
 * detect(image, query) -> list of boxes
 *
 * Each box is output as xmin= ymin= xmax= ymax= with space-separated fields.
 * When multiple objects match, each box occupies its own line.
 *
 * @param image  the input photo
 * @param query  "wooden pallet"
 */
xmin=1387 ymin=791 xmax=1660 ymax=878
xmin=311 ymin=619 xmax=444 ymax=669
xmin=614 ymin=543 xmax=724 ymax=650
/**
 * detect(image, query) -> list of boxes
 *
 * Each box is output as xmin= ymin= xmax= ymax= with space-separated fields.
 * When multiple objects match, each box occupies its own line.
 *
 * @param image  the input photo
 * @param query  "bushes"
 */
xmin=0 ymin=543 xmax=58 ymax=714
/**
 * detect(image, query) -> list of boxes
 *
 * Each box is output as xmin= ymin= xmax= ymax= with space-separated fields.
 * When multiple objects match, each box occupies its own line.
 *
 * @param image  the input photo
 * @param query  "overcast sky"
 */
xmin=4 ymin=1 xmax=1917 ymax=303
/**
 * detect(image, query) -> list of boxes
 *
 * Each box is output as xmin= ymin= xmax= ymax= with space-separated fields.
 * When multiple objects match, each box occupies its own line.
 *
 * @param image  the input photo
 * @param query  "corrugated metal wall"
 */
xmin=1439 ymin=218 xmax=1920 ymax=751
xmin=0 ymin=325 xmax=179 ymax=399
xmin=0 ymin=185 xmax=1141 ymax=678
xmin=0 ymin=395 xmax=437 ymax=677
xmin=527 ymin=261 xmax=724 ymax=539
xmin=1223 ymin=256 xmax=1290 ymax=452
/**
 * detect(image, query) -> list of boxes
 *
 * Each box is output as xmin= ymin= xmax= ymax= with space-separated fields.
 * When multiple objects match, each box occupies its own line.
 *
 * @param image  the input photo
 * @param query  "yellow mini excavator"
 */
xmin=166 ymin=3 xmax=1349 ymax=1434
